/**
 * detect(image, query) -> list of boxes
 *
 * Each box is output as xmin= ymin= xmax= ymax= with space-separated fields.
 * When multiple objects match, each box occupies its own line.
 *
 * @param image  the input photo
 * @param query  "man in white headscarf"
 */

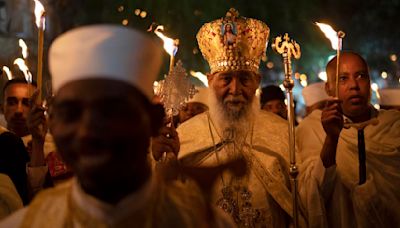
xmin=297 ymin=51 xmax=400 ymax=227
xmin=378 ymin=88 xmax=400 ymax=111
xmin=302 ymin=82 xmax=329 ymax=116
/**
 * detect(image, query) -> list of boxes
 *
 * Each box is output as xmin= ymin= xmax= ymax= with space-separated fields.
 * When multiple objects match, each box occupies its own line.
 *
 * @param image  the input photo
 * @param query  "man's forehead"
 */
xmin=328 ymin=54 xmax=367 ymax=70
xmin=4 ymin=83 xmax=33 ymax=97
xmin=54 ymin=79 xmax=145 ymax=103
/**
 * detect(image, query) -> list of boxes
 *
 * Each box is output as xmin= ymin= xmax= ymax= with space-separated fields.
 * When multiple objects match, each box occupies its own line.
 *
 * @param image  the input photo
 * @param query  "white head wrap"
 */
xmin=302 ymin=82 xmax=329 ymax=106
xmin=49 ymin=24 xmax=162 ymax=98
xmin=378 ymin=88 xmax=400 ymax=106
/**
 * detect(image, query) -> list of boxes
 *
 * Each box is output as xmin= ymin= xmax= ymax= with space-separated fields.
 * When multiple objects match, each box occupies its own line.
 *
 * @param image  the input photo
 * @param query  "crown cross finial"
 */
xmin=284 ymin=33 xmax=290 ymax=42
xmin=226 ymin=8 xmax=239 ymax=19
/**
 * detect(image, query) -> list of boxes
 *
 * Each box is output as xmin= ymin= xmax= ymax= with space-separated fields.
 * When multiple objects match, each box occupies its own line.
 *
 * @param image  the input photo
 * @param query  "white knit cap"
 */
xmin=189 ymin=87 xmax=209 ymax=106
xmin=49 ymin=24 xmax=163 ymax=98
xmin=378 ymin=88 xmax=400 ymax=106
xmin=302 ymin=82 xmax=329 ymax=106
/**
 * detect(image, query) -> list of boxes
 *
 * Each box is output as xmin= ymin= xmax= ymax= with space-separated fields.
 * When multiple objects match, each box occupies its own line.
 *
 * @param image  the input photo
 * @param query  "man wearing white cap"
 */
xmin=378 ymin=88 xmax=400 ymax=111
xmin=301 ymin=82 xmax=329 ymax=116
xmin=0 ymin=25 xmax=233 ymax=228
xmin=297 ymin=52 xmax=400 ymax=227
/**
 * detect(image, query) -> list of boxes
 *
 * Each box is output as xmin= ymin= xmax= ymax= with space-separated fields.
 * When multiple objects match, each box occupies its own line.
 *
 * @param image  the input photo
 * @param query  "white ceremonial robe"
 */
xmin=178 ymin=110 xmax=303 ymax=227
xmin=0 ymin=115 xmax=6 ymax=128
xmin=297 ymin=109 xmax=400 ymax=228
xmin=0 ymin=175 xmax=234 ymax=228
xmin=0 ymin=174 xmax=23 ymax=219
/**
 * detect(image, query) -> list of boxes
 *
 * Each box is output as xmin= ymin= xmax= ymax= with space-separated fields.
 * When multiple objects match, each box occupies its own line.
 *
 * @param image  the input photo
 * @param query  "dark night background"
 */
xmin=1 ymin=0 xmax=399 ymax=112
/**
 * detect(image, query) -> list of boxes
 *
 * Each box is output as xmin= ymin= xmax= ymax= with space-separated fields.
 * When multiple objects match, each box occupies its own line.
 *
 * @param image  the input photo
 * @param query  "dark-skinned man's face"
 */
xmin=326 ymin=53 xmax=371 ymax=118
xmin=49 ymin=79 xmax=160 ymax=193
xmin=208 ymin=70 xmax=260 ymax=120
xmin=2 ymin=83 xmax=36 ymax=136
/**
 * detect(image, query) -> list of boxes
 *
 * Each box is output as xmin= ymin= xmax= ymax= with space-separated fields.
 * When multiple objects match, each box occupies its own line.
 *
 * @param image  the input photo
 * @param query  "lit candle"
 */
xmin=153 ymin=25 xmax=179 ymax=72
xmin=17 ymin=39 xmax=34 ymax=95
xmin=190 ymin=70 xmax=208 ymax=87
xmin=316 ymin=22 xmax=345 ymax=98
xmin=33 ymin=0 xmax=46 ymax=102
xmin=2 ymin=66 xmax=13 ymax=80
xmin=19 ymin=39 xmax=29 ymax=59
xmin=14 ymin=58 xmax=33 ymax=84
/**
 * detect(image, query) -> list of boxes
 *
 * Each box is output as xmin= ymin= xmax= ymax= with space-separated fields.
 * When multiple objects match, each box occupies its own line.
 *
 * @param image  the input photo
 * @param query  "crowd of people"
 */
xmin=0 ymin=8 xmax=399 ymax=228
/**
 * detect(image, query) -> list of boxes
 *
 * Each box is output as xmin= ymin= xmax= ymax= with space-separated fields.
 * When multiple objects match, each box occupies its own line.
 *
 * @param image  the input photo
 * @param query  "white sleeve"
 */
xmin=26 ymin=164 xmax=48 ymax=194
xmin=351 ymin=175 xmax=391 ymax=227
xmin=0 ymin=207 xmax=27 ymax=228
xmin=312 ymin=158 xmax=337 ymax=198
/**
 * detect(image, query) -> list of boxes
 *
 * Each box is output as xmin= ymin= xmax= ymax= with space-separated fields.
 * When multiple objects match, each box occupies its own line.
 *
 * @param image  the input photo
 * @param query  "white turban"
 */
xmin=49 ymin=24 xmax=163 ymax=99
xmin=378 ymin=88 xmax=400 ymax=106
xmin=302 ymin=82 xmax=329 ymax=106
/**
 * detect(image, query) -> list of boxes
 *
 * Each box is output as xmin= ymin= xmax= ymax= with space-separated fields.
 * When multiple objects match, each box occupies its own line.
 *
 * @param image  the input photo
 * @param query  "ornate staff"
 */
xmin=272 ymin=33 xmax=301 ymax=227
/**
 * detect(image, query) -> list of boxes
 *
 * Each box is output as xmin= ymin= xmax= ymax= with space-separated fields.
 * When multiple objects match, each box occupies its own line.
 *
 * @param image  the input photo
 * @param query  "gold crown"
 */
xmin=197 ymin=8 xmax=270 ymax=74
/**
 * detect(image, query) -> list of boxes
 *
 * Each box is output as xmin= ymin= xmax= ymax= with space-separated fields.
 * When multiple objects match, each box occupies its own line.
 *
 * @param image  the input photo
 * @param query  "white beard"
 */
xmin=208 ymin=88 xmax=260 ymax=146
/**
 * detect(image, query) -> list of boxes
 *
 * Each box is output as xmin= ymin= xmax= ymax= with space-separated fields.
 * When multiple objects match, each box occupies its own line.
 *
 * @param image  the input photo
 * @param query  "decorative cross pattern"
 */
xmin=157 ymin=60 xmax=197 ymax=117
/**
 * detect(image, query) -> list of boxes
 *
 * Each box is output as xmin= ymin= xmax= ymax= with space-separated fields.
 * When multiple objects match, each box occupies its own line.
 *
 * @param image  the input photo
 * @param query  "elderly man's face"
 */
xmin=49 ymin=79 xmax=158 ymax=192
xmin=2 ymin=83 xmax=35 ymax=136
xmin=208 ymin=70 xmax=260 ymax=119
xmin=326 ymin=53 xmax=371 ymax=118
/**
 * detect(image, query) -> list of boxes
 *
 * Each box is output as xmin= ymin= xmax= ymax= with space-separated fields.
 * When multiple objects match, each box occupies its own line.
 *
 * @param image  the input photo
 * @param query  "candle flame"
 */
xmin=19 ymin=39 xmax=28 ymax=59
xmin=190 ymin=71 xmax=208 ymax=87
xmin=33 ymin=0 xmax=45 ymax=29
xmin=371 ymin=82 xmax=381 ymax=99
xmin=315 ymin=22 xmax=338 ymax=50
xmin=153 ymin=25 xmax=178 ymax=56
xmin=13 ymin=58 xmax=32 ymax=83
xmin=2 ymin=66 xmax=13 ymax=80
xmin=318 ymin=71 xmax=327 ymax=82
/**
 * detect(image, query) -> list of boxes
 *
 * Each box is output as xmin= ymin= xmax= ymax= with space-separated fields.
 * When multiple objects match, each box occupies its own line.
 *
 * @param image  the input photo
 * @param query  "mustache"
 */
xmin=223 ymin=96 xmax=247 ymax=103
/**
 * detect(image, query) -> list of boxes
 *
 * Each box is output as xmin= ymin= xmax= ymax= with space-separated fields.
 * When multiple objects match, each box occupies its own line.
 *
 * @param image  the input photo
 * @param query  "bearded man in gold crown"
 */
xmin=153 ymin=8 xmax=303 ymax=227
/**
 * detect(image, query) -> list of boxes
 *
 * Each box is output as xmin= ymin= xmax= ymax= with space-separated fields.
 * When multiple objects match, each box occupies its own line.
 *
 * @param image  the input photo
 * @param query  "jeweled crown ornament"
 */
xmin=196 ymin=8 xmax=270 ymax=74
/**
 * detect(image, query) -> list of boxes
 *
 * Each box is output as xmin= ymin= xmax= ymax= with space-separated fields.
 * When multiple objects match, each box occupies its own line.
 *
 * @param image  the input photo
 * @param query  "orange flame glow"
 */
xmin=33 ymin=0 xmax=45 ymax=29
xmin=315 ymin=22 xmax=338 ymax=50
xmin=2 ymin=66 xmax=13 ymax=80
xmin=190 ymin=71 xmax=208 ymax=87
xmin=14 ymin=58 xmax=32 ymax=83
xmin=153 ymin=25 xmax=178 ymax=57
xmin=19 ymin=39 xmax=28 ymax=59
